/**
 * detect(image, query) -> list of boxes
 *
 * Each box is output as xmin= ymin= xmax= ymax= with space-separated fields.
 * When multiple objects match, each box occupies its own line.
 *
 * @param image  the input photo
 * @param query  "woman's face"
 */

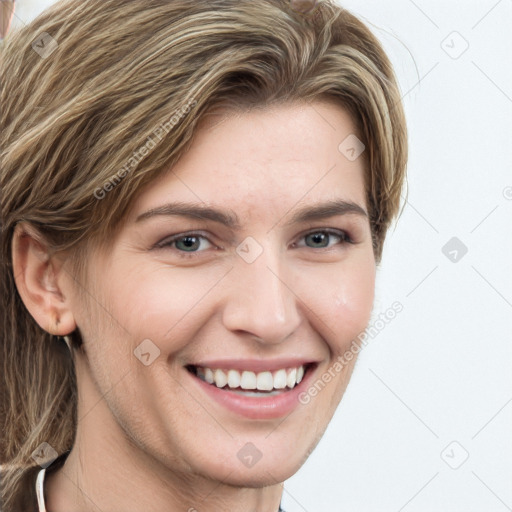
xmin=71 ymin=100 xmax=376 ymax=486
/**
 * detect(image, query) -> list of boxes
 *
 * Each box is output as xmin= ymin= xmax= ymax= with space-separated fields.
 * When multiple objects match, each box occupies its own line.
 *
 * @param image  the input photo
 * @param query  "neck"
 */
xmin=44 ymin=355 xmax=284 ymax=512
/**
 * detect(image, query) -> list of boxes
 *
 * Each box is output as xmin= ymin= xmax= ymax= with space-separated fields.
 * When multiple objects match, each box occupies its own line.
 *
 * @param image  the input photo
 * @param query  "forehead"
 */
xmin=129 ymin=100 xmax=367 ymax=224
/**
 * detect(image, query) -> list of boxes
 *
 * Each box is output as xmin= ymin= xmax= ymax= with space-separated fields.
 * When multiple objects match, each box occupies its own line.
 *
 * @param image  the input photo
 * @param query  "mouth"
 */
xmin=185 ymin=362 xmax=318 ymax=419
xmin=186 ymin=363 xmax=314 ymax=396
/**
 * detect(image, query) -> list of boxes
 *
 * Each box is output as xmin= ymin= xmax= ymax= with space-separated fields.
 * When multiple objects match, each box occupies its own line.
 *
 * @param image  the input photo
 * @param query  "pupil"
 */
xmin=309 ymin=233 xmax=327 ymax=247
xmin=178 ymin=236 xmax=199 ymax=251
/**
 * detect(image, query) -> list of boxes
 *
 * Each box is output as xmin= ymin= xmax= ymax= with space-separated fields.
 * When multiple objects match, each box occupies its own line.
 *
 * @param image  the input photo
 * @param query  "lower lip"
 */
xmin=186 ymin=365 xmax=316 ymax=420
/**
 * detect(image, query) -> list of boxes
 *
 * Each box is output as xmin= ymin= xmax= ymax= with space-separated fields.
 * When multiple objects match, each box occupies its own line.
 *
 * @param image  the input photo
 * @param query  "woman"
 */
xmin=0 ymin=0 xmax=408 ymax=510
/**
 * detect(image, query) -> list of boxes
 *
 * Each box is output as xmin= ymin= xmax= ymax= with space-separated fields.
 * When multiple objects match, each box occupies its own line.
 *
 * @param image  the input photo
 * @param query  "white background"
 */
xmin=7 ymin=1 xmax=512 ymax=511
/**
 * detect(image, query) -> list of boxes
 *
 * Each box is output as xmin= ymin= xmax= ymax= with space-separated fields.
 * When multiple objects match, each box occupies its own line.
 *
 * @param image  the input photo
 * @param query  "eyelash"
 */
xmin=154 ymin=228 xmax=355 ymax=257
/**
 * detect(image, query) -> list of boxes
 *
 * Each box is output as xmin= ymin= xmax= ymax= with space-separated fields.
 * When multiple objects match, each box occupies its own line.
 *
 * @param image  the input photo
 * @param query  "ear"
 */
xmin=11 ymin=222 xmax=77 ymax=336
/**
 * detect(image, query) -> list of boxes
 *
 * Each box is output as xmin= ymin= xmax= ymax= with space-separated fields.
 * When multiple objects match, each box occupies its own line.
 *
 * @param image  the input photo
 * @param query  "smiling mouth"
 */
xmin=186 ymin=363 xmax=316 ymax=397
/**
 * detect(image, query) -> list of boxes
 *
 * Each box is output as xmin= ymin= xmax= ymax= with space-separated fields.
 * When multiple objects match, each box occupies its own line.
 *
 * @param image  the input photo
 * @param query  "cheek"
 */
xmin=313 ymin=257 xmax=375 ymax=352
xmin=102 ymin=263 xmax=227 ymax=349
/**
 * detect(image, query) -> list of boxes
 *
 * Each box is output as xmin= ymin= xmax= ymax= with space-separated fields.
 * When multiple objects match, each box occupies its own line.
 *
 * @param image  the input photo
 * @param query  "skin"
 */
xmin=12 ymin=100 xmax=376 ymax=512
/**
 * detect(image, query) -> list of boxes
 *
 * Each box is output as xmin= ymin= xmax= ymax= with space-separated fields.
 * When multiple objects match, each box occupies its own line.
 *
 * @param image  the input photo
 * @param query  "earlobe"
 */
xmin=11 ymin=222 xmax=77 ymax=336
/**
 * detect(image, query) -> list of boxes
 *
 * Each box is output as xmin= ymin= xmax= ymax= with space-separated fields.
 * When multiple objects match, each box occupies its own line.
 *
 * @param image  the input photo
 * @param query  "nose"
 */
xmin=221 ymin=245 xmax=302 ymax=345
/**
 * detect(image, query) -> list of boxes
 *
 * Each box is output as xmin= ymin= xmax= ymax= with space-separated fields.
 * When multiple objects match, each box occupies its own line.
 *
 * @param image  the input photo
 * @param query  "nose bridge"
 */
xmin=222 ymin=238 xmax=301 ymax=343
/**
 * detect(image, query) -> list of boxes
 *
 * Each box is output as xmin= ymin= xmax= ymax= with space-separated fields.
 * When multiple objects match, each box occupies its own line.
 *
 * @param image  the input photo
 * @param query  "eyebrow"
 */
xmin=135 ymin=199 xmax=368 ymax=228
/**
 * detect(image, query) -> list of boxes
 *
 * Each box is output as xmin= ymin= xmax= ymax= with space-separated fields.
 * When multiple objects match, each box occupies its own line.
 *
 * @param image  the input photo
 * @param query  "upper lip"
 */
xmin=188 ymin=358 xmax=320 ymax=373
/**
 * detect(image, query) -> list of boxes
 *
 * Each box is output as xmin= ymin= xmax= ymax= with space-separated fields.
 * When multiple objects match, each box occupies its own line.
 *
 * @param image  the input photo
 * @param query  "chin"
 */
xmin=189 ymin=436 xmax=317 ymax=487
xmin=205 ymin=460 xmax=303 ymax=488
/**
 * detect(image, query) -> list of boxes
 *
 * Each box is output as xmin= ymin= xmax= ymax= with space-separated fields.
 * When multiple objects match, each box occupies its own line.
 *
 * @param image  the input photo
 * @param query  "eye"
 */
xmin=295 ymin=229 xmax=353 ymax=249
xmin=155 ymin=232 xmax=214 ymax=254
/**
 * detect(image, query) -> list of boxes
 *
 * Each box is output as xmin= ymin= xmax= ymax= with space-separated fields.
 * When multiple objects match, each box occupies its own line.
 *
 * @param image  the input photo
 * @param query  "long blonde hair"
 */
xmin=0 ymin=0 xmax=407 ymax=508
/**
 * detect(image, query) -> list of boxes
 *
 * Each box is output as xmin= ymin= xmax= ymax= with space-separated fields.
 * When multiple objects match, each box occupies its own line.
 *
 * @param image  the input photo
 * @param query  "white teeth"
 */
xmin=240 ymin=371 xmax=257 ymax=390
xmin=204 ymin=368 xmax=214 ymax=384
xmin=296 ymin=365 xmax=304 ymax=384
xmin=272 ymin=369 xmax=287 ymax=389
xmin=256 ymin=371 xmax=273 ymax=391
xmin=195 ymin=365 xmax=307 ymax=391
xmin=214 ymin=369 xmax=227 ymax=388
xmin=286 ymin=368 xmax=297 ymax=388
xmin=227 ymin=369 xmax=241 ymax=388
